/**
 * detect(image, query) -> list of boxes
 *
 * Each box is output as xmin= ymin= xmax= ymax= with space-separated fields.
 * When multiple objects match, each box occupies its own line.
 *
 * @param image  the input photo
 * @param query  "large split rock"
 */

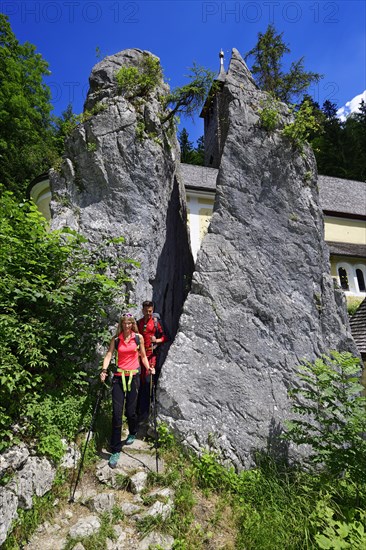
xmin=158 ymin=49 xmax=358 ymax=468
xmin=50 ymin=48 xmax=193 ymax=335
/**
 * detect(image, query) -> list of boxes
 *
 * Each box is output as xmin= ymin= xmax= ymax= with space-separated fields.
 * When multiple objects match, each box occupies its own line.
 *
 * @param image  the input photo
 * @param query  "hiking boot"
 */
xmin=108 ymin=452 xmax=120 ymax=468
xmin=125 ymin=434 xmax=136 ymax=445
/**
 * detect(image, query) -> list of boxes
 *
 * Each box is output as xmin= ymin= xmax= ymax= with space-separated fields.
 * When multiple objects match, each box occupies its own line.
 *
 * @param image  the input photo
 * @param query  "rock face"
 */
xmin=0 ymin=446 xmax=56 ymax=545
xmin=158 ymin=49 xmax=358 ymax=468
xmin=50 ymin=48 xmax=194 ymax=336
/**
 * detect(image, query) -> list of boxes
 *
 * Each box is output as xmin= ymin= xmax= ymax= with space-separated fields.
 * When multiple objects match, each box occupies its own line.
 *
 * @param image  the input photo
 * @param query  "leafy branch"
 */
xmin=161 ymin=63 xmax=217 ymax=123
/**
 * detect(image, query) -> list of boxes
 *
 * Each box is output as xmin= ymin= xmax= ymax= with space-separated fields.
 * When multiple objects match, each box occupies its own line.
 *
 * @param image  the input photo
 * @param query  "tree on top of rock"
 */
xmin=162 ymin=64 xmax=217 ymax=123
xmin=245 ymin=24 xmax=323 ymax=105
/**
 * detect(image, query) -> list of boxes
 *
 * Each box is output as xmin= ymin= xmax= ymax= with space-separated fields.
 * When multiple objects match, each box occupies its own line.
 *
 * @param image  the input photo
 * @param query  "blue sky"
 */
xmin=4 ymin=0 xmax=366 ymax=144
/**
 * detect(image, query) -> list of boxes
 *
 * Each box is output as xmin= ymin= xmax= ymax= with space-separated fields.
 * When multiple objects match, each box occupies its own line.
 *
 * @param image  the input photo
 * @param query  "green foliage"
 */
xmin=347 ymin=297 xmax=364 ymax=316
xmin=136 ymin=513 xmax=163 ymax=537
xmin=52 ymin=102 xmax=107 ymax=146
xmin=178 ymin=128 xmax=205 ymax=165
xmin=136 ymin=120 xmax=146 ymax=141
xmin=115 ymin=54 xmax=162 ymax=98
xmin=258 ymin=96 xmax=281 ymax=132
xmin=283 ymin=352 xmax=366 ymax=483
xmin=245 ymin=24 xmax=322 ymax=104
xmin=282 ymin=99 xmax=323 ymax=149
xmin=163 ymin=64 xmax=216 ymax=123
xmin=0 ymin=14 xmax=58 ymax=196
xmin=9 ymin=421 xmax=366 ymax=549
xmin=157 ymin=422 xmax=175 ymax=449
xmin=36 ymin=434 xmax=65 ymax=463
xmin=162 ymin=439 xmax=303 ymax=548
xmin=0 ymin=190 xmax=132 ymax=454
xmin=155 ymin=425 xmax=366 ymax=549
xmin=86 ymin=141 xmax=97 ymax=152
xmin=312 ymin=499 xmax=366 ymax=549
xmin=311 ymin=99 xmax=366 ymax=182
xmin=25 ymin=393 xmax=90 ymax=462
xmin=178 ymin=127 xmax=194 ymax=162
xmin=192 ymin=451 xmax=238 ymax=492
xmin=339 ymin=101 xmax=366 ymax=181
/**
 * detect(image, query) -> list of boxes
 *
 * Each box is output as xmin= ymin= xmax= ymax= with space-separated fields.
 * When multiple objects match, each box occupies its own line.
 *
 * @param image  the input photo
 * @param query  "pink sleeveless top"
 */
xmin=116 ymin=332 xmax=140 ymax=375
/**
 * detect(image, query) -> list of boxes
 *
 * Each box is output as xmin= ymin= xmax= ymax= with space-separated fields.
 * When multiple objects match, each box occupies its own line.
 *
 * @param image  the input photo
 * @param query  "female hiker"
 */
xmin=100 ymin=313 xmax=153 ymax=468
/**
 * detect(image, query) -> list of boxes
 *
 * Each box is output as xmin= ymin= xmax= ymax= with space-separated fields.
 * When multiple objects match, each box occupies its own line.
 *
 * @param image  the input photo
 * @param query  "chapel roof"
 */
xmin=182 ymin=164 xmax=366 ymax=218
xmin=318 ymin=175 xmax=366 ymax=218
xmin=327 ymin=242 xmax=366 ymax=259
xmin=181 ymin=163 xmax=218 ymax=192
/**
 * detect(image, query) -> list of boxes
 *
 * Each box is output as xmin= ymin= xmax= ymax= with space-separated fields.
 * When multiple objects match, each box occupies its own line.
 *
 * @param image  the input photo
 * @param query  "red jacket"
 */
xmin=137 ymin=316 xmax=167 ymax=360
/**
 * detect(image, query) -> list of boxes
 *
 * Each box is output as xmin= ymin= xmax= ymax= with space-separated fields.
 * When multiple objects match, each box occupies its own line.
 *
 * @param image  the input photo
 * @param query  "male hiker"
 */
xmin=137 ymin=300 xmax=167 ymax=429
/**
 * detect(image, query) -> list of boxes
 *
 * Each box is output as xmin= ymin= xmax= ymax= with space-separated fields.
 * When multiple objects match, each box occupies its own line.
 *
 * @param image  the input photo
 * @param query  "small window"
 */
xmin=356 ymin=269 xmax=366 ymax=292
xmin=338 ymin=267 xmax=349 ymax=290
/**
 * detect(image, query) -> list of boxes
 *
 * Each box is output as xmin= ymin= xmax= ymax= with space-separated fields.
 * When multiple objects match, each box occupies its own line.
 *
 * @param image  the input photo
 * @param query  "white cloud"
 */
xmin=337 ymin=90 xmax=366 ymax=121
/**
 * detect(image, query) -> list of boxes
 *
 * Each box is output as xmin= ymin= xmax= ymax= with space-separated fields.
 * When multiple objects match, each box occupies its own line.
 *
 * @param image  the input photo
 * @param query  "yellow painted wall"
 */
xmin=199 ymin=207 xmax=213 ymax=240
xmin=324 ymin=216 xmax=366 ymax=244
xmin=198 ymin=197 xmax=214 ymax=206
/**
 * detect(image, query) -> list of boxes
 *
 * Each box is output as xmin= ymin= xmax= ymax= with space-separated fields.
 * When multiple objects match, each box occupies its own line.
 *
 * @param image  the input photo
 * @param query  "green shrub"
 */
xmin=36 ymin=434 xmax=65 ymax=463
xmin=283 ymin=351 xmax=366 ymax=483
xmin=115 ymin=55 xmax=162 ymax=98
xmin=258 ymin=96 xmax=280 ymax=132
xmin=282 ymin=99 xmax=322 ymax=149
xmin=0 ymin=190 xmax=133 ymax=452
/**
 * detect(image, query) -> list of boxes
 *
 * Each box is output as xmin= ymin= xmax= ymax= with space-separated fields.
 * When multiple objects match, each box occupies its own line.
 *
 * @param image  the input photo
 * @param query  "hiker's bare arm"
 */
xmin=100 ymin=337 xmax=115 ymax=382
xmin=139 ymin=335 xmax=155 ymax=374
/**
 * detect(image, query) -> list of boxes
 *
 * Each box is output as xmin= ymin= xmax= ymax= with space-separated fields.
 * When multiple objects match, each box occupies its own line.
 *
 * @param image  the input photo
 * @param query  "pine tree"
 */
xmin=245 ymin=24 xmax=322 ymax=104
xmin=178 ymin=128 xmax=194 ymax=163
xmin=193 ymin=135 xmax=205 ymax=165
xmin=311 ymin=100 xmax=344 ymax=178
xmin=342 ymin=100 xmax=366 ymax=181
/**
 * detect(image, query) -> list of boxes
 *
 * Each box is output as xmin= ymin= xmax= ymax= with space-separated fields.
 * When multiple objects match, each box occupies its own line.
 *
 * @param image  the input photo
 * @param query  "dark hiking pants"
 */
xmin=110 ymin=374 xmax=140 ymax=453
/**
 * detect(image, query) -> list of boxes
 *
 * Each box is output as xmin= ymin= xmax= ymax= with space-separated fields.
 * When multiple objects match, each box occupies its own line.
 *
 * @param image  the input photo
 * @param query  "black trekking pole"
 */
xmin=150 ymin=374 xmax=159 ymax=473
xmin=69 ymin=382 xmax=106 ymax=503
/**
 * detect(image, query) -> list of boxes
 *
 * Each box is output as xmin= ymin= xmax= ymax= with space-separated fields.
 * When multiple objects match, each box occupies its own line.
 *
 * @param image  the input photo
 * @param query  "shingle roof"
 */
xmin=349 ymin=299 xmax=366 ymax=354
xmin=318 ymin=175 xmax=366 ymax=218
xmin=181 ymin=163 xmax=218 ymax=191
xmin=182 ymin=165 xmax=366 ymax=219
xmin=327 ymin=242 xmax=366 ymax=259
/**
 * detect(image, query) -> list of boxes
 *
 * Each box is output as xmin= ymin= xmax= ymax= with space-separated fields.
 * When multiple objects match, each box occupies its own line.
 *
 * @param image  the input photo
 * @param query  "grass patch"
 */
xmin=63 ymin=511 xmax=117 ymax=550
xmin=152 ymin=424 xmax=366 ymax=550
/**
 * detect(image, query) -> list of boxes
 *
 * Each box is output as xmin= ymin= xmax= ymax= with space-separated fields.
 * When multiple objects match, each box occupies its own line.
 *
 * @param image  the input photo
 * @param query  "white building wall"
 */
xmin=186 ymin=190 xmax=214 ymax=261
